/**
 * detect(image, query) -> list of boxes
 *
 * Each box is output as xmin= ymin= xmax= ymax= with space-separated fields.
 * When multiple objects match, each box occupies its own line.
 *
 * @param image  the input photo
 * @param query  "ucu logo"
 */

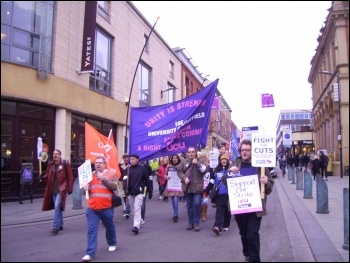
xmin=238 ymin=199 xmax=248 ymax=203
xmin=166 ymin=142 xmax=186 ymax=151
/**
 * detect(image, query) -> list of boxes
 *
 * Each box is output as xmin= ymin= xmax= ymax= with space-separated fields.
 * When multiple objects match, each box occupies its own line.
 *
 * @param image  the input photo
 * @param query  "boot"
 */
xmin=201 ymin=204 xmax=208 ymax=222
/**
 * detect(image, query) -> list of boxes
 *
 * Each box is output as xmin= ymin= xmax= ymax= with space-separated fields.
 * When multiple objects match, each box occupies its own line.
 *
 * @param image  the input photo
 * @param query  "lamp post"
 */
xmin=318 ymin=70 xmax=343 ymax=178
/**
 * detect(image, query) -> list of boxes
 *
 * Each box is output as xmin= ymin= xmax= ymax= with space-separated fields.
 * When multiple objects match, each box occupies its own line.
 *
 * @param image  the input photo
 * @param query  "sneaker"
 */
xmin=172 ymin=216 xmax=178 ymax=222
xmin=59 ymin=226 xmax=63 ymax=231
xmin=123 ymin=213 xmax=130 ymax=219
xmin=140 ymin=219 xmax=146 ymax=225
xmin=194 ymin=225 xmax=200 ymax=232
xmin=132 ymin=227 xmax=139 ymax=234
xmin=222 ymin=227 xmax=229 ymax=231
xmin=159 ymin=196 xmax=163 ymax=200
xmin=212 ymin=227 xmax=221 ymax=235
xmin=50 ymin=228 xmax=59 ymax=235
xmin=108 ymin=246 xmax=116 ymax=252
xmin=81 ymin=255 xmax=92 ymax=261
xmin=186 ymin=224 xmax=194 ymax=230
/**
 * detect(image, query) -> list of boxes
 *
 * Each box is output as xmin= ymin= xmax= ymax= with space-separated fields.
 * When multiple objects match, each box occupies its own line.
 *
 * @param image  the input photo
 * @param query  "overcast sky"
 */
xmin=132 ymin=1 xmax=331 ymax=134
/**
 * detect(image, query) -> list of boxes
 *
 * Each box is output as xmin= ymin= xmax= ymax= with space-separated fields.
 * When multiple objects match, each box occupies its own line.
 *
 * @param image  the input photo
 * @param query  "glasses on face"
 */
xmin=241 ymin=149 xmax=251 ymax=152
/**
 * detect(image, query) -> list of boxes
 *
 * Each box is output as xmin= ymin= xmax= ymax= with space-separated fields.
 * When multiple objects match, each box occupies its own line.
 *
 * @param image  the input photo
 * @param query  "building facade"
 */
xmin=307 ymin=1 xmax=349 ymax=176
xmin=1 ymin=1 xmax=238 ymax=201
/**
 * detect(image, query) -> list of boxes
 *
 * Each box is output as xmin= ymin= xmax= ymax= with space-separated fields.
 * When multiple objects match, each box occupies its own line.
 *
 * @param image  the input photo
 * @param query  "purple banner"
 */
xmin=80 ymin=1 xmax=97 ymax=72
xmin=261 ymin=93 xmax=275 ymax=108
xmin=130 ymin=79 xmax=219 ymax=161
xmin=211 ymin=95 xmax=219 ymax=109
xmin=230 ymin=128 xmax=240 ymax=161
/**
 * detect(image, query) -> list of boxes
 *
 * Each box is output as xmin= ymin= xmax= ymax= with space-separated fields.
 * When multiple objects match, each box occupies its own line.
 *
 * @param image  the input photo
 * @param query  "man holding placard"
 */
xmin=81 ymin=156 xmax=118 ymax=262
xmin=228 ymin=138 xmax=274 ymax=262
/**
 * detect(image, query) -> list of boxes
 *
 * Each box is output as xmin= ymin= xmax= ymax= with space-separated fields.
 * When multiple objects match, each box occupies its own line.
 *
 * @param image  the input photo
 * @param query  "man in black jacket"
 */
xmin=139 ymin=160 xmax=153 ymax=224
xmin=123 ymin=154 xmax=151 ymax=234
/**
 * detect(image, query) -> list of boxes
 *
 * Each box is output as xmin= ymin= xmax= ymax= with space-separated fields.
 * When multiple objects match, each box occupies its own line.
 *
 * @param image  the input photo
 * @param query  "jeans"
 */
xmin=234 ymin=212 xmax=262 ymax=262
xmin=185 ymin=193 xmax=202 ymax=226
xmin=159 ymin=185 xmax=165 ymax=197
xmin=85 ymin=207 xmax=116 ymax=258
xmin=141 ymin=196 xmax=146 ymax=220
xmin=171 ymin=196 xmax=179 ymax=216
xmin=52 ymin=193 xmax=63 ymax=229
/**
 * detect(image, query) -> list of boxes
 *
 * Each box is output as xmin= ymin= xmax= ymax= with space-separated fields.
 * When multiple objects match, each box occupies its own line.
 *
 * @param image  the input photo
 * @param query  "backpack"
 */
xmin=22 ymin=167 xmax=33 ymax=183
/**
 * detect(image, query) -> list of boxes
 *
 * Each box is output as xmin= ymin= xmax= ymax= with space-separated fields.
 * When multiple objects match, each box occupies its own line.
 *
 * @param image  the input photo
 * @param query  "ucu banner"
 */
xmin=129 ymin=79 xmax=219 ymax=161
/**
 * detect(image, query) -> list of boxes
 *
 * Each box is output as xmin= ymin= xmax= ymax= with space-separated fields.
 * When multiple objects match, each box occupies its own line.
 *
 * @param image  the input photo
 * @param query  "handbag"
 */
xmin=209 ymin=179 xmax=223 ymax=203
xmin=112 ymin=192 xmax=122 ymax=207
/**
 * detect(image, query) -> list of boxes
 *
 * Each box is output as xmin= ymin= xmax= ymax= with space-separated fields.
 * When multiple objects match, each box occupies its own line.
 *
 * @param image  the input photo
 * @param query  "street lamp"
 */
xmin=318 ymin=70 xmax=343 ymax=178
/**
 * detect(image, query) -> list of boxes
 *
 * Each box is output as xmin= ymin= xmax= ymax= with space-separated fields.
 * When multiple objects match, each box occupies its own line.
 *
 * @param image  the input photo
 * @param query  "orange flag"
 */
xmin=85 ymin=122 xmax=121 ymax=179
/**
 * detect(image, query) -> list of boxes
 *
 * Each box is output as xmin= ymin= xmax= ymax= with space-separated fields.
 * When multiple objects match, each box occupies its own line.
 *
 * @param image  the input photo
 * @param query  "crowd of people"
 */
xmin=37 ymin=140 xmax=275 ymax=262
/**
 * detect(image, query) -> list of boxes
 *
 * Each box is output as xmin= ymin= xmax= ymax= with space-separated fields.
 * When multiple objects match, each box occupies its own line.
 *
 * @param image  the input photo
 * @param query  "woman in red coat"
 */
xmin=40 ymin=149 xmax=74 ymax=235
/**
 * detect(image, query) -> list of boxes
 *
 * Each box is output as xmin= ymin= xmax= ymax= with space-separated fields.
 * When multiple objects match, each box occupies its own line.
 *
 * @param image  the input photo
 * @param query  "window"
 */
xmin=166 ymin=83 xmax=176 ymax=103
xmin=139 ymin=63 xmax=151 ymax=107
xmin=98 ymin=1 xmax=109 ymax=21
xmin=169 ymin=60 xmax=174 ymax=78
xmin=1 ymin=1 xmax=46 ymax=68
xmin=144 ymin=34 xmax=149 ymax=54
xmin=89 ymin=28 xmax=112 ymax=96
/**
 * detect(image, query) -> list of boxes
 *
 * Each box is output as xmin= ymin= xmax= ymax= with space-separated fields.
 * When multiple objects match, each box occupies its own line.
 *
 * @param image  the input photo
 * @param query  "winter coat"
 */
xmin=177 ymin=158 xmax=209 ymax=193
xmin=42 ymin=159 xmax=74 ymax=212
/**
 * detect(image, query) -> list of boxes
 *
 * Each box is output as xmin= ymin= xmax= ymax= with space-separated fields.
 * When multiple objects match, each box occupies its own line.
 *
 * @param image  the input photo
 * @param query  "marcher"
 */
xmin=179 ymin=153 xmax=187 ymax=202
xmin=301 ymin=152 xmax=310 ymax=170
xmin=157 ymin=156 xmax=168 ymax=201
xmin=212 ymin=144 xmax=227 ymax=209
xmin=311 ymin=154 xmax=321 ymax=180
xmin=39 ymin=149 xmax=74 ymax=235
xmin=177 ymin=146 xmax=209 ymax=232
xmin=319 ymin=151 xmax=328 ymax=180
xmin=118 ymin=153 xmax=130 ymax=217
xmin=19 ymin=162 xmax=34 ymax=204
xmin=203 ymin=154 xmax=232 ymax=235
xmin=139 ymin=160 xmax=153 ymax=224
xmin=123 ymin=154 xmax=151 ymax=234
xmin=199 ymin=152 xmax=210 ymax=222
xmin=164 ymin=154 xmax=183 ymax=222
xmin=279 ymin=155 xmax=287 ymax=177
xmin=81 ymin=156 xmax=118 ymax=262
xmin=229 ymin=139 xmax=274 ymax=262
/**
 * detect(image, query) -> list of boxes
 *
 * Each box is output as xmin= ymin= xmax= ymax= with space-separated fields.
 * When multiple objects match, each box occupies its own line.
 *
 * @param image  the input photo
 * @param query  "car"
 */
xmin=268 ymin=167 xmax=277 ymax=178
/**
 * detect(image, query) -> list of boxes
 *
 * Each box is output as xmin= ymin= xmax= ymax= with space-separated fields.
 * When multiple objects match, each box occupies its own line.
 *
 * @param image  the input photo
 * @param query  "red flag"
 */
xmin=85 ymin=122 xmax=121 ymax=179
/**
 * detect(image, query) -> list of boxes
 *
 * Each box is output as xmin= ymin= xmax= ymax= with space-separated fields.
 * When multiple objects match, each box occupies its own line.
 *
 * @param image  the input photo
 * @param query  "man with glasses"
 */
xmin=40 ymin=149 xmax=74 ymax=235
xmin=177 ymin=146 xmax=209 ymax=232
xmin=229 ymin=139 xmax=274 ymax=262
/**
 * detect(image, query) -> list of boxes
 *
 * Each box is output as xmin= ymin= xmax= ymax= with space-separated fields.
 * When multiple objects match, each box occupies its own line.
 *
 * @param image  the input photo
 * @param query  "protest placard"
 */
xmin=78 ymin=159 xmax=93 ymax=199
xmin=166 ymin=167 xmax=182 ymax=191
xmin=227 ymin=167 xmax=263 ymax=214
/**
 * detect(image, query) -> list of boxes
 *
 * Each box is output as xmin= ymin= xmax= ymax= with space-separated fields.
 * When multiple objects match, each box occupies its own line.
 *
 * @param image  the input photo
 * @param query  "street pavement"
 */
xmin=1 ymin=171 xmax=349 ymax=262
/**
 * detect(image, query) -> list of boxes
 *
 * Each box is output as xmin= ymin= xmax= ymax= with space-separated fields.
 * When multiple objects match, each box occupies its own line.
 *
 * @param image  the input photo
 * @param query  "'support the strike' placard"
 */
xmin=227 ymin=174 xmax=263 ymax=215
xmin=166 ymin=167 xmax=182 ymax=192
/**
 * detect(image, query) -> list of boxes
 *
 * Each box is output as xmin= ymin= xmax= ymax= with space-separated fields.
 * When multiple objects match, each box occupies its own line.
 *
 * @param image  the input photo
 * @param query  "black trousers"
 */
xmin=19 ymin=183 xmax=33 ymax=202
xmin=213 ymin=195 xmax=231 ymax=231
xmin=234 ymin=212 xmax=262 ymax=262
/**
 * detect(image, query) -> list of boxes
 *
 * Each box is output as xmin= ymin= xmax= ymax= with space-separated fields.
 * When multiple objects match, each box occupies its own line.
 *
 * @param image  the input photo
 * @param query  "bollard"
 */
xmin=72 ymin=177 xmax=83 ymax=209
xmin=287 ymin=165 xmax=293 ymax=181
xmin=343 ymin=188 xmax=349 ymax=250
xmin=296 ymin=168 xmax=303 ymax=190
xmin=316 ymin=174 xmax=329 ymax=214
xmin=303 ymin=170 xmax=312 ymax=199
xmin=291 ymin=167 xmax=297 ymax=184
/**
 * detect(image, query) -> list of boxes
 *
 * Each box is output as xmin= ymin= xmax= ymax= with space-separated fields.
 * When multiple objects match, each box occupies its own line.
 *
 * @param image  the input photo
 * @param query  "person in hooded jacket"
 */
xmin=203 ymin=154 xmax=232 ymax=235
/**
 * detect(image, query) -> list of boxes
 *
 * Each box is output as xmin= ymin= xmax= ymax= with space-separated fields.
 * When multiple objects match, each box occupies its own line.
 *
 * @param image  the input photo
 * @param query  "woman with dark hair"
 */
xmin=164 ymin=154 xmax=183 ymax=222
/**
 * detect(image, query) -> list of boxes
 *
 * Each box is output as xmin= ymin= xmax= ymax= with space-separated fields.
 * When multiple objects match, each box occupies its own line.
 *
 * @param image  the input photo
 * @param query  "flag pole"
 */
xmin=124 ymin=17 xmax=160 ymax=154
